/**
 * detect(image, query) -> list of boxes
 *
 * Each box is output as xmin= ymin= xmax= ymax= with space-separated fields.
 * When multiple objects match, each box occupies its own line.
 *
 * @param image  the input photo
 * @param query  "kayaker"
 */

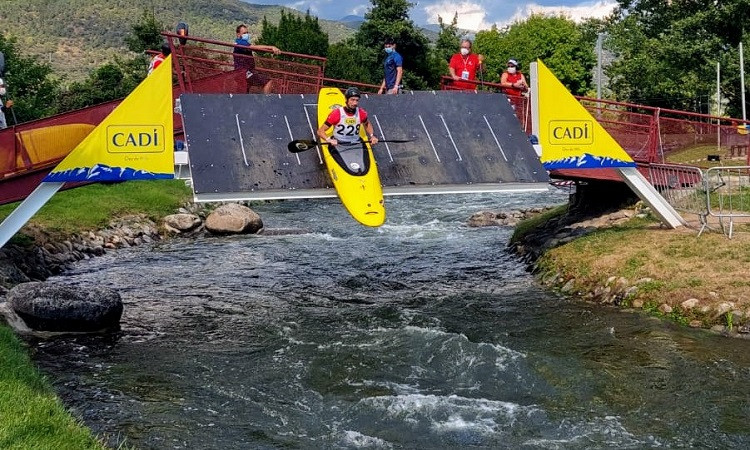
xmin=317 ymin=87 xmax=379 ymax=147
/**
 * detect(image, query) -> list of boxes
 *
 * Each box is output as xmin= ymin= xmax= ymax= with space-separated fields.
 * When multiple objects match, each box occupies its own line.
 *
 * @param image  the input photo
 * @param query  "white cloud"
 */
xmin=506 ymin=1 xmax=618 ymax=25
xmin=423 ymin=1 xmax=618 ymax=31
xmin=423 ymin=2 xmax=494 ymax=31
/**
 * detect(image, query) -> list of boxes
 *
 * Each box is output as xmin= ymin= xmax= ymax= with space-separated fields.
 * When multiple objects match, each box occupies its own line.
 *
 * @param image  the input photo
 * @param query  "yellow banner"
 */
xmin=537 ymin=59 xmax=634 ymax=169
xmin=44 ymin=56 xmax=175 ymax=181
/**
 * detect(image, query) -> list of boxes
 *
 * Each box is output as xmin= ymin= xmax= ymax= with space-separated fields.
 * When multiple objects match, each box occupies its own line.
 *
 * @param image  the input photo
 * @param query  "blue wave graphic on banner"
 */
xmin=43 ymin=164 xmax=174 ymax=182
xmin=543 ymin=153 xmax=636 ymax=170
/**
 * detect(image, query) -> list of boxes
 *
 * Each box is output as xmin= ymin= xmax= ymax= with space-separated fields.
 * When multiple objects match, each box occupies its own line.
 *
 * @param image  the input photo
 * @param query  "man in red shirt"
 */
xmin=317 ymin=87 xmax=379 ymax=147
xmin=448 ymin=39 xmax=484 ymax=90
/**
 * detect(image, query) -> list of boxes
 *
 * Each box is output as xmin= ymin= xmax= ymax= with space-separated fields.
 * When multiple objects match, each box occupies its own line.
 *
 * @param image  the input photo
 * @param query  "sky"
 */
xmin=245 ymin=0 xmax=618 ymax=31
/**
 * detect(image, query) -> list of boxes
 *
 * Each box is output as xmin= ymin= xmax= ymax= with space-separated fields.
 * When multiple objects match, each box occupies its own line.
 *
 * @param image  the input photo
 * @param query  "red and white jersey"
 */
xmin=325 ymin=107 xmax=368 ymax=144
xmin=148 ymin=54 xmax=166 ymax=75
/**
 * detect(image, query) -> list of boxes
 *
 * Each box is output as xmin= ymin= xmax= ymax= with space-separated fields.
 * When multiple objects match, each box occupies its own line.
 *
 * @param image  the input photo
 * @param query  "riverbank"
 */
xmin=0 ymin=180 xmax=193 ymax=448
xmin=509 ymin=202 xmax=750 ymax=336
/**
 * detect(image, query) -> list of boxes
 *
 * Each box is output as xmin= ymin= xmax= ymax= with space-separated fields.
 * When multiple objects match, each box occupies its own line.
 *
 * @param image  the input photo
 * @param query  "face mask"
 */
xmin=241 ymin=33 xmax=250 ymax=42
xmin=507 ymin=67 xmax=517 ymax=74
xmin=385 ymin=47 xmax=394 ymax=54
xmin=460 ymin=48 xmax=470 ymax=56
xmin=0 ymin=87 xmax=5 ymax=96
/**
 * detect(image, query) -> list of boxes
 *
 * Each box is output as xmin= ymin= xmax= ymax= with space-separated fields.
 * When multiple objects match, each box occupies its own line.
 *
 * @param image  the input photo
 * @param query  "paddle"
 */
xmin=287 ymin=138 xmax=413 ymax=153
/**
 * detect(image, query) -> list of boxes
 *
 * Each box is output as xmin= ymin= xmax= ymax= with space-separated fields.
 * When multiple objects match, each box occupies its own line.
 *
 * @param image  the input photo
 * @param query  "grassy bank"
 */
xmin=0 ymin=180 xmax=193 ymax=240
xmin=527 ymin=213 xmax=750 ymax=330
xmin=0 ymin=326 xmax=106 ymax=449
xmin=1 ymin=179 xmax=192 ymax=447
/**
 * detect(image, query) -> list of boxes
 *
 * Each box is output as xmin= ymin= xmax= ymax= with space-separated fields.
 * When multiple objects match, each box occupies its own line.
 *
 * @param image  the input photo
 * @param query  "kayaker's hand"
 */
xmin=369 ymin=135 xmax=379 ymax=145
xmin=327 ymin=137 xmax=338 ymax=146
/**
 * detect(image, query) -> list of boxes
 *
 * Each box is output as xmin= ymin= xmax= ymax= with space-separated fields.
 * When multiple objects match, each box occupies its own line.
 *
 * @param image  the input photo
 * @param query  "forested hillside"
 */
xmin=0 ymin=0 xmax=355 ymax=81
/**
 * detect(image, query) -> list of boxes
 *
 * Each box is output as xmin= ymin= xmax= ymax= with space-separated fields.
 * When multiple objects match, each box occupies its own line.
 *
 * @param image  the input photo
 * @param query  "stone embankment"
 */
xmin=0 ymin=202 xmax=269 ymax=335
xmin=505 ymin=203 xmax=750 ymax=337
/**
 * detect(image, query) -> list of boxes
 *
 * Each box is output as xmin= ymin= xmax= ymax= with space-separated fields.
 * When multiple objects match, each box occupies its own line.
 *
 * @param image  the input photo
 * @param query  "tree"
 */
xmin=434 ymin=13 xmax=463 ymax=64
xmin=0 ymin=35 xmax=59 ymax=122
xmin=606 ymin=0 xmax=749 ymax=115
xmin=352 ymin=0 xmax=435 ymax=89
xmin=125 ymin=9 xmax=167 ymax=54
xmin=56 ymin=61 xmax=141 ymax=111
xmin=475 ymin=15 xmax=596 ymax=95
xmin=258 ymin=10 xmax=328 ymax=57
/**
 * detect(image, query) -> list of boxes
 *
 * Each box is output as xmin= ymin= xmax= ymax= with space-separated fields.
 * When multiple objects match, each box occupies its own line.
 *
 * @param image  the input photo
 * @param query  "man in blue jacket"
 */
xmin=378 ymin=37 xmax=403 ymax=95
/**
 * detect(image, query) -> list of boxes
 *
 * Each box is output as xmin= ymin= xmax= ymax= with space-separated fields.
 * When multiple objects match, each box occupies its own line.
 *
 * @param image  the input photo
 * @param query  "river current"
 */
xmin=31 ymin=192 xmax=750 ymax=449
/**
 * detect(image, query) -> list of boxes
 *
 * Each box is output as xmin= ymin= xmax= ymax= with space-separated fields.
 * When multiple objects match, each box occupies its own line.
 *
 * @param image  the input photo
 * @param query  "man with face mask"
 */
xmin=232 ymin=24 xmax=281 ymax=94
xmin=448 ymin=39 xmax=484 ymax=90
xmin=317 ymin=87 xmax=379 ymax=147
xmin=378 ymin=37 xmax=403 ymax=95
xmin=0 ymin=78 xmax=13 ymax=130
xmin=500 ymin=59 xmax=528 ymax=97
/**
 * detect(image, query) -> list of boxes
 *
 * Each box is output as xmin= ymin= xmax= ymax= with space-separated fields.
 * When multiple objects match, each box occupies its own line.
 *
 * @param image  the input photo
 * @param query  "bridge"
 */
xmin=2 ymin=31 xmax=749 ymax=216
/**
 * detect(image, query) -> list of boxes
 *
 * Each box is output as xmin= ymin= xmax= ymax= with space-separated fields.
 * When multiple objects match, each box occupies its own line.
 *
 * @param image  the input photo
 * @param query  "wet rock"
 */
xmin=631 ymin=299 xmax=644 ymax=309
xmin=689 ymin=320 xmax=703 ymax=328
xmin=7 ymin=282 xmax=122 ymax=333
xmin=164 ymin=213 xmax=202 ymax=233
xmin=658 ymin=304 xmax=673 ymax=314
xmin=467 ymin=211 xmax=499 ymax=227
xmin=205 ymin=203 xmax=263 ymax=235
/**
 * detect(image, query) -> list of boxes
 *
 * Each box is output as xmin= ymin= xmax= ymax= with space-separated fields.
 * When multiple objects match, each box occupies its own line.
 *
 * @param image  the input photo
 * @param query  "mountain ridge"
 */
xmin=0 ymin=0 xmax=356 ymax=82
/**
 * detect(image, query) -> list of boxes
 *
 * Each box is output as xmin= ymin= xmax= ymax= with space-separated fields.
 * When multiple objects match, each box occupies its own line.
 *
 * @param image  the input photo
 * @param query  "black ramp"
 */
xmin=180 ymin=92 xmax=548 ymax=202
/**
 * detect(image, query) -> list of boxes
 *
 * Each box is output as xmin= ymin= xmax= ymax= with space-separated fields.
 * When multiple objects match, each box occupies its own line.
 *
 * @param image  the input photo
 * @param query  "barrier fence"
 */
xmin=648 ymin=163 xmax=750 ymax=237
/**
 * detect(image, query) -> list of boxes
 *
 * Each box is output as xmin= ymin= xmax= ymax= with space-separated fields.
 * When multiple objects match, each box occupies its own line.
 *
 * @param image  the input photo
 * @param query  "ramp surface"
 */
xmin=180 ymin=91 xmax=548 ymax=201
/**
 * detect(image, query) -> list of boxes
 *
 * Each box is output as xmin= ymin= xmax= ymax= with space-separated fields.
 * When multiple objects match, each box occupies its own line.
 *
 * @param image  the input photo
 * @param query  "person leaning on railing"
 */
xmin=500 ymin=59 xmax=528 ymax=97
xmin=233 ymin=24 xmax=281 ymax=94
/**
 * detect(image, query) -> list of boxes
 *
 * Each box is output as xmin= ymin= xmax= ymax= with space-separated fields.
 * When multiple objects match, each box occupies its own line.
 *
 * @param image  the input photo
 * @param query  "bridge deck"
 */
xmin=180 ymin=91 xmax=549 ymax=201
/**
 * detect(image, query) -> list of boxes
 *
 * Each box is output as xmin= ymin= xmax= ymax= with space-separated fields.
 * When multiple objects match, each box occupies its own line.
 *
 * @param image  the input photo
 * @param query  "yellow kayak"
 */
xmin=317 ymin=88 xmax=385 ymax=227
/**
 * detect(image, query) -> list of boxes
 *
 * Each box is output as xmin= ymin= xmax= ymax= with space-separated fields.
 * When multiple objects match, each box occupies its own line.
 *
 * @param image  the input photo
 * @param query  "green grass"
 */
xmin=0 ymin=180 xmax=192 ymax=238
xmin=665 ymin=144 xmax=748 ymax=168
xmin=0 ymin=325 xmax=106 ymax=449
xmin=510 ymin=204 xmax=569 ymax=244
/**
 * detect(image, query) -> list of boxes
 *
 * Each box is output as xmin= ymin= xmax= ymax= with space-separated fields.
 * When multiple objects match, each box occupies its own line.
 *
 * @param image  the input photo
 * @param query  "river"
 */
xmin=30 ymin=192 xmax=750 ymax=449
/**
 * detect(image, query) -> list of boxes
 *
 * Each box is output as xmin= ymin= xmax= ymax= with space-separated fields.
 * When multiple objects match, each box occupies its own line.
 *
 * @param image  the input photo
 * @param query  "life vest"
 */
xmin=148 ymin=54 xmax=166 ymax=75
xmin=332 ymin=107 xmax=363 ymax=144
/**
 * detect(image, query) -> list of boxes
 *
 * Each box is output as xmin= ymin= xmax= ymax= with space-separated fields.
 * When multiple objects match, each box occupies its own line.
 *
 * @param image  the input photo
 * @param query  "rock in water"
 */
xmin=7 ymin=282 xmax=123 ymax=332
xmin=205 ymin=203 xmax=263 ymax=235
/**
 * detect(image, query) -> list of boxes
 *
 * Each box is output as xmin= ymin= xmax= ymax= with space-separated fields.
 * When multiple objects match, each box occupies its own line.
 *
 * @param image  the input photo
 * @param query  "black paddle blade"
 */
xmin=287 ymin=139 xmax=318 ymax=153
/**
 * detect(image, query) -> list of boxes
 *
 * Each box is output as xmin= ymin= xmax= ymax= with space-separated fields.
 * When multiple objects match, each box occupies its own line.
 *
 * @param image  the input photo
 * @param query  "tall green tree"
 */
xmin=606 ymin=0 xmax=748 ymax=115
xmin=475 ymin=15 xmax=596 ymax=95
xmin=0 ymin=35 xmax=59 ymax=123
xmin=434 ymin=13 xmax=463 ymax=64
xmin=353 ymin=0 xmax=434 ymax=89
xmin=125 ymin=9 xmax=167 ymax=53
xmin=258 ymin=10 xmax=328 ymax=57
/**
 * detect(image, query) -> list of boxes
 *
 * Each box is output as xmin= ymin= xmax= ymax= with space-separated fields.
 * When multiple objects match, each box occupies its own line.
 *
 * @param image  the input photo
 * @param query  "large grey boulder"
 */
xmin=205 ymin=203 xmax=263 ymax=235
xmin=7 ymin=282 xmax=123 ymax=332
xmin=163 ymin=213 xmax=202 ymax=233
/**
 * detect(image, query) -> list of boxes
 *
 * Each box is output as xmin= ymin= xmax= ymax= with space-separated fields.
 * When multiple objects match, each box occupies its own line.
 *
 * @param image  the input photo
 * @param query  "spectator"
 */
xmin=448 ymin=39 xmax=484 ymax=90
xmin=233 ymin=24 xmax=281 ymax=94
xmin=0 ymin=78 xmax=12 ymax=130
xmin=317 ymin=87 xmax=379 ymax=147
xmin=147 ymin=43 xmax=171 ymax=76
xmin=378 ymin=37 xmax=403 ymax=95
xmin=500 ymin=59 xmax=528 ymax=97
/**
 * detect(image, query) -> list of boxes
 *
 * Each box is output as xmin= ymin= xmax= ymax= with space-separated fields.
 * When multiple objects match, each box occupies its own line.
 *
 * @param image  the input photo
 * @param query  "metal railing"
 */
xmin=703 ymin=166 xmax=750 ymax=238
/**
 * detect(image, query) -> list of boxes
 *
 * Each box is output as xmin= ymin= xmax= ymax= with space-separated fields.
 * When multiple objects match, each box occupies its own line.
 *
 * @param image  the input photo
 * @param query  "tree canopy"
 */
xmin=258 ymin=10 xmax=328 ymax=57
xmin=475 ymin=14 xmax=596 ymax=95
